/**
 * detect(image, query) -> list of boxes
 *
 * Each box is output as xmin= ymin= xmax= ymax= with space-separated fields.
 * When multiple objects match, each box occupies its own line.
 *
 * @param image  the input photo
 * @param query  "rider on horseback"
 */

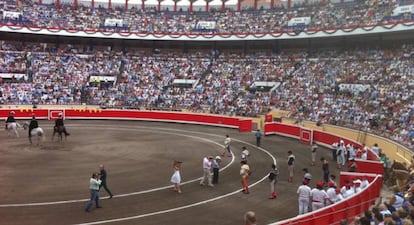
xmin=29 ymin=114 xmax=39 ymax=138
xmin=54 ymin=113 xmax=70 ymax=136
xmin=5 ymin=111 xmax=16 ymax=129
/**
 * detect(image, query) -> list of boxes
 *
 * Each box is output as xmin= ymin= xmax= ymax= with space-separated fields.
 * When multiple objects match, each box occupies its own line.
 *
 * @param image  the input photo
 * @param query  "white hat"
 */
xmin=215 ymin=156 xmax=221 ymax=160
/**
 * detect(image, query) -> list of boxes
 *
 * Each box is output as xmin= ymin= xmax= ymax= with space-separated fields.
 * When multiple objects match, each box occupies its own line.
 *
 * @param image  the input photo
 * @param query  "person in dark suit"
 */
xmin=28 ymin=114 xmax=39 ymax=143
xmin=255 ymin=129 xmax=262 ymax=147
xmin=99 ymin=164 xmax=113 ymax=199
xmin=28 ymin=114 xmax=38 ymax=136
xmin=54 ymin=113 xmax=70 ymax=136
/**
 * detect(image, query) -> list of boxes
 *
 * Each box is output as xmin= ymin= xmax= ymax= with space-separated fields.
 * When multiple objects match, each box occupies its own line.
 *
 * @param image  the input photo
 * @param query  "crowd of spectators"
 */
xmin=1 ymin=40 xmax=414 ymax=149
xmin=352 ymin=161 xmax=414 ymax=225
xmin=0 ymin=0 xmax=414 ymax=34
xmin=352 ymin=203 xmax=414 ymax=225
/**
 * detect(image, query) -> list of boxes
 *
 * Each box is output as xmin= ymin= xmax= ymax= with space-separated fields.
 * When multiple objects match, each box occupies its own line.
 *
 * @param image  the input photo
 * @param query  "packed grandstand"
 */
xmin=1 ymin=1 xmax=414 ymax=146
xmin=1 ymin=0 xmax=414 ymax=33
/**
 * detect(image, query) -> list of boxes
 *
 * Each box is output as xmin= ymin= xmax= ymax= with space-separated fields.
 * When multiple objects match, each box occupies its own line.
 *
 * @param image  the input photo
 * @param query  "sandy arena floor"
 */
xmin=0 ymin=120 xmax=337 ymax=225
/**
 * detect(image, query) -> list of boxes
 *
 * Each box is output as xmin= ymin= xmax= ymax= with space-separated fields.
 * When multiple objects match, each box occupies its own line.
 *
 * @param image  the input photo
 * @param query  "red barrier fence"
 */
xmin=0 ymin=109 xmax=252 ymax=132
xmin=351 ymin=159 xmax=384 ymax=175
xmin=270 ymin=175 xmax=383 ymax=225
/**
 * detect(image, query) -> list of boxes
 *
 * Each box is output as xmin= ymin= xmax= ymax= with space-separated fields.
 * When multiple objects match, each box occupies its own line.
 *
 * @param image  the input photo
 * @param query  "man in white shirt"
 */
xmin=85 ymin=173 xmax=102 ymax=212
xmin=335 ymin=188 xmax=344 ymax=202
xmin=353 ymin=179 xmax=362 ymax=193
xmin=200 ymin=156 xmax=214 ymax=187
xmin=342 ymin=183 xmax=355 ymax=198
xmin=221 ymin=134 xmax=232 ymax=157
xmin=360 ymin=176 xmax=370 ymax=189
xmin=311 ymin=142 xmax=317 ymax=166
xmin=326 ymin=182 xmax=337 ymax=205
xmin=337 ymin=141 xmax=346 ymax=169
xmin=348 ymin=144 xmax=356 ymax=160
xmin=241 ymin=146 xmax=250 ymax=162
xmin=372 ymin=143 xmax=380 ymax=155
xmin=310 ymin=182 xmax=328 ymax=211
xmin=361 ymin=149 xmax=368 ymax=160
xmin=297 ymin=180 xmax=311 ymax=215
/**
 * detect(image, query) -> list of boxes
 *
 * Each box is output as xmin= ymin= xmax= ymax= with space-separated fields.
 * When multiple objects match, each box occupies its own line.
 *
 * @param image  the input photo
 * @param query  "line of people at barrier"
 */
xmin=297 ymin=176 xmax=370 ymax=215
xmin=0 ymin=0 xmax=414 ymax=34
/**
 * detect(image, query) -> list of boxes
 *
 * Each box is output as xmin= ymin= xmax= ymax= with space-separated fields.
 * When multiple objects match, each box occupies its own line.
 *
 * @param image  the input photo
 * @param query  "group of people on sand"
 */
xmin=85 ymin=164 xmax=114 ymax=212
xmin=169 ymin=132 xmax=275 ymax=199
xmin=169 ymin=134 xmax=231 ymax=194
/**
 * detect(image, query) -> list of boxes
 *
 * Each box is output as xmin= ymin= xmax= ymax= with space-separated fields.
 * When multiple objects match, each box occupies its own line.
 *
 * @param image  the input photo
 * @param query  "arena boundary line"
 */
xmin=75 ymin=175 xmax=270 ymax=225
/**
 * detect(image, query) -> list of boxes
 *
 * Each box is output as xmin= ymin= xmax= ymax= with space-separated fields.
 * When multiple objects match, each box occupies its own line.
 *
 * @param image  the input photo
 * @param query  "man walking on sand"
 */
xmin=99 ymin=164 xmax=114 ymax=199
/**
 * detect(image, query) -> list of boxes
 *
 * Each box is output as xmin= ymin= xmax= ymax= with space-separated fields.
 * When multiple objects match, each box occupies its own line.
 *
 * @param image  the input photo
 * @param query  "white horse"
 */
xmin=6 ymin=122 xmax=21 ymax=138
xmin=23 ymin=122 xmax=45 ymax=145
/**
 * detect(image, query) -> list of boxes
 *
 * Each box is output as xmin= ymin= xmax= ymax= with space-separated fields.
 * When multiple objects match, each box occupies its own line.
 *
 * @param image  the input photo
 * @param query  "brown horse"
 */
xmin=52 ymin=126 xmax=66 ymax=142
xmin=388 ymin=160 xmax=410 ymax=189
xmin=391 ymin=160 xmax=409 ymax=171
xmin=390 ymin=169 xmax=410 ymax=190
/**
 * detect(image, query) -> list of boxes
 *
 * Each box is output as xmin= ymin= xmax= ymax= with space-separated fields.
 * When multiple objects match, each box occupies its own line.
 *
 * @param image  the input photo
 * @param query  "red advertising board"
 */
xmin=300 ymin=127 xmax=312 ymax=145
xmin=48 ymin=109 xmax=65 ymax=120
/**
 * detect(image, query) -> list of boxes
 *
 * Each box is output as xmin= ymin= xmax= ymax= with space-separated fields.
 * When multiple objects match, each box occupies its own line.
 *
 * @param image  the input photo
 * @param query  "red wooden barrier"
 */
xmin=265 ymin=114 xmax=273 ymax=122
xmin=272 ymin=175 xmax=383 ymax=225
xmin=239 ymin=119 xmax=253 ymax=132
xmin=264 ymin=122 xmax=301 ymax=139
xmin=0 ymin=109 xmax=252 ymax=132
xmin=352 ymin=159 xmax=384 ymax=175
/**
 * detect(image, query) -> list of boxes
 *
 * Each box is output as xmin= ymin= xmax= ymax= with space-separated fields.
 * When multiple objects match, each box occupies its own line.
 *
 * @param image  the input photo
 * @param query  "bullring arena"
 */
xmin=0 ymin=107 xmax=388 ymax=225
xmin=0 ymin=110 xmax=336 ymax=225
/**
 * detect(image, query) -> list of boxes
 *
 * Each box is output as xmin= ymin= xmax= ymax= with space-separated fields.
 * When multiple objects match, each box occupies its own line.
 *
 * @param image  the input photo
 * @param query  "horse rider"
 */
xmin=5 ymin=111 xmax=16 ymax=129
xmin=29 ymin=114 xmax=39 ymax=140
xmin=54 ymin=113 xmax=70 ymax=136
